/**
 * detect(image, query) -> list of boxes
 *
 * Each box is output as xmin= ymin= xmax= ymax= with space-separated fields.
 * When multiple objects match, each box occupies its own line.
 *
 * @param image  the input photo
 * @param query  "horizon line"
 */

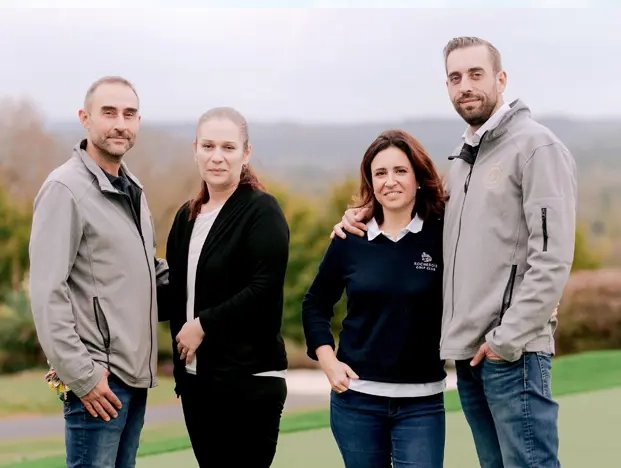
xmin=45 ymin=113 xmax=621 ymax=127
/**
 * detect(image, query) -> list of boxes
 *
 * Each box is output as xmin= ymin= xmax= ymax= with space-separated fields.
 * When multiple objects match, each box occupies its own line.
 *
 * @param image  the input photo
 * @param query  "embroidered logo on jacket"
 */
xmin=485 ymin=163 xmax=504 ymax=190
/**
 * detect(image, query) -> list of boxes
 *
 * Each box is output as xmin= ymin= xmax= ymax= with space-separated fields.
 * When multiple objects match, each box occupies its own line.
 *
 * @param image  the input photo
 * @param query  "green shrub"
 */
xmin=556 ymin=268 xmax=621 ymax=355
xmin=573 ymin=222 xmax=603 ymax=271
xmin=0 ymin=285 xmax=46 ymax=373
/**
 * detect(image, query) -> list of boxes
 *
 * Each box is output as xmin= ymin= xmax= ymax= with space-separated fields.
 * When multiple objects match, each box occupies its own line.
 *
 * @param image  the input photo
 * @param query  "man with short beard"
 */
xmin=439 ymin=36 xmax=576 ymax=468
xmin=29 ymin=76 xmax=169 ymax=468
xmin=334 ymin=37 xmax=576 ymax=467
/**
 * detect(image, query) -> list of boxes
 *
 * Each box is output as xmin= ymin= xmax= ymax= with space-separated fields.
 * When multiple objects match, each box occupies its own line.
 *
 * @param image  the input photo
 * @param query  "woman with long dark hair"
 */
xmin=302 ymin=129 xmax=448 ymax=468
xmin=162 ymin=107 xmax=289 ymax=467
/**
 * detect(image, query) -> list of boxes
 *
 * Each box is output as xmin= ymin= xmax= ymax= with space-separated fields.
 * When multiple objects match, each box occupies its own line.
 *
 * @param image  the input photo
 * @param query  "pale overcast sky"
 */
xmin=0 ymin=3 xmax=619 ymax=123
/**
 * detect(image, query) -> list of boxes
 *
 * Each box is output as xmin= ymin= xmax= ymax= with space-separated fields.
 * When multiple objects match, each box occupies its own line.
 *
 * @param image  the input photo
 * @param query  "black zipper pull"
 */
xmin=541 ymin=207 xmax=548 ymax=252
xmin=464 ymin=166 xmax=473 ymax=193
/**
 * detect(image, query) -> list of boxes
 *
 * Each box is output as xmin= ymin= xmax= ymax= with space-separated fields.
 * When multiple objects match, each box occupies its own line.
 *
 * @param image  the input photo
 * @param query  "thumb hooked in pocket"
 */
xmin=344 ymin=365 xmax=359 ymax=380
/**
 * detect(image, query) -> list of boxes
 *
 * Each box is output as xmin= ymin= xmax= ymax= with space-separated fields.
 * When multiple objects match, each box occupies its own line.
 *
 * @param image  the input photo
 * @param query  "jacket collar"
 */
xmin=74 ymin=139 xmax=143 ymax=193
xmin=450 ymin=99 xmax=531 ymax=160
xmin=461 ymin=101 xmax=512 ymax=147
xmin=485 ymin=98 xmax=531 ymax=141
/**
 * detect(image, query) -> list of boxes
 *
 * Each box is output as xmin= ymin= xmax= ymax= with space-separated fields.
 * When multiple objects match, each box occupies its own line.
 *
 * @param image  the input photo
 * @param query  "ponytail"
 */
xmin=240 ymin=164 xmax=265 ymax=191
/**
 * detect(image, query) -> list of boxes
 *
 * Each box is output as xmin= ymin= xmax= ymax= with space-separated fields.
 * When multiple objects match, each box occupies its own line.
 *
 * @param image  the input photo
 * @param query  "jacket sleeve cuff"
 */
xmin=65 ymin=362 xmax=106 ymax=398
xmin=485 ymin=330 xmax=523 ymax=362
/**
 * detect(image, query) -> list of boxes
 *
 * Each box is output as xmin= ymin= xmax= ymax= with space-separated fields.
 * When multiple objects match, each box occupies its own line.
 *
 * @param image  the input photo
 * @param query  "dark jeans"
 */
xmin=63 ymin=374 xmax=148 ymax=468
xmin=329 ymin=389 xmax=445 ymax=468
xmin=455 ymin=352 xmax=560 ymax=468
xmin=180 ymin=374 xmax=287 ymax=468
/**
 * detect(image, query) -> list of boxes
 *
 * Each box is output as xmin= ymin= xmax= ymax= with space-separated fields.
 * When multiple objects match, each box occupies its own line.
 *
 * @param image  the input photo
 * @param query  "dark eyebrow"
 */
xmin=448 ymin=67 xmax=485 ymax=78
xmin=374 ymin=165 xmax=408 ymax=170
xmin=100 ymin=106 xmax=138 ymax=113
xmin=198 ymin=139 xmax=237 ymax=145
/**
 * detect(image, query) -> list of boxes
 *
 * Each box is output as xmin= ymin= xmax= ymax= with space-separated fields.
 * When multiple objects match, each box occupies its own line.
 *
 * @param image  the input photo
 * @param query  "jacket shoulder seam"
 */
xmin=43 ymin=179 xmax=86 ymax=229
xmin=520 ymin=142 xmax=563 ymax=172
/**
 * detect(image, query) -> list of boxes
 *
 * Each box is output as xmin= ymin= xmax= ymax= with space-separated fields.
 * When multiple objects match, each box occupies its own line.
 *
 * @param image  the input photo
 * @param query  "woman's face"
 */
xmin=370 ymin=146 xmax=418 ymax=215
xmin=193 ymin=117 xmax=250 ymax=191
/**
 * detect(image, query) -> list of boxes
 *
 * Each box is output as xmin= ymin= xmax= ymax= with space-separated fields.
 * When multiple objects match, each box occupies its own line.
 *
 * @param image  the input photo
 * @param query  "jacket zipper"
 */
xmin=136 ymin=225 xmax=154 ymax=388
xmin=93 ymin=297 xmax=111 ymax=370
xmin=441 ymin=162 xmax=474 ymax=350
xmin=541 ymin=207 xmax=548 ymax=252
xmin=464 ymin=164 xmax=473 ymax=194
xmin=119 ymin=192 xmax=155 ymax=388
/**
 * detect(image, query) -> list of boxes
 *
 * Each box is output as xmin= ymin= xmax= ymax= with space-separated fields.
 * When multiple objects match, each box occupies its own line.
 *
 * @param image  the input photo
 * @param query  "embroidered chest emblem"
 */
xmin=414 ymin=252 xmax=437 ymax=271
xmin=484 ymin=163 xmax=504 ymax=190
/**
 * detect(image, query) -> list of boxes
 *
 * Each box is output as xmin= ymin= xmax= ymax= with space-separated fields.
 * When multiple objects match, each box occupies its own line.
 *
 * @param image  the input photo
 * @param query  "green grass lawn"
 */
xmin=136 ymin=387 xmax=621 ymax=468
xmin=2 ymin=349 xmax=620 ymax=468
xmin=0 ymin=369 xmax=178 ymax=417
xmin=0 ymin=422 xmax=190 ymax=466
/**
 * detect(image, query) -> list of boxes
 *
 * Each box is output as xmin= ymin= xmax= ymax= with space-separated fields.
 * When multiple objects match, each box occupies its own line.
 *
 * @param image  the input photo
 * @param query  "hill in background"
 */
xmin=48 ymin=114 xmax=621 ymax=201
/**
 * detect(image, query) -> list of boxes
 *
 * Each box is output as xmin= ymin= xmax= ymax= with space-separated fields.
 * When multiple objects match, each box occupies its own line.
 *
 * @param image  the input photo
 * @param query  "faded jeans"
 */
xmin=455 ymin=352 xmax=560 ymax=468
xmin=63 ymin=373 xmax=148 ymax=468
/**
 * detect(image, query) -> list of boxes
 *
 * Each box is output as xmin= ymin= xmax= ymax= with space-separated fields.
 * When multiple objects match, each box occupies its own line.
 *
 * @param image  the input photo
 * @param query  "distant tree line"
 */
xmin=0 ymin=98 xmax=613 ymax=374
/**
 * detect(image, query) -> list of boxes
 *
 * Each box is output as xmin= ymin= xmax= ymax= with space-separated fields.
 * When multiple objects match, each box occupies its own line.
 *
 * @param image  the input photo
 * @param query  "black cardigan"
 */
xmin=162 ymin=184 xmax=290 ymax=394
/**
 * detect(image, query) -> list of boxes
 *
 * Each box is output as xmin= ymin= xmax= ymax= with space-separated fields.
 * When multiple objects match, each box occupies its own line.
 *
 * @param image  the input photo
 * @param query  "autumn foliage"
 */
xmin=0 ymin=98 xmax=617 ymax=373
xmin=555 ymin=269 xmax=621 ymax=355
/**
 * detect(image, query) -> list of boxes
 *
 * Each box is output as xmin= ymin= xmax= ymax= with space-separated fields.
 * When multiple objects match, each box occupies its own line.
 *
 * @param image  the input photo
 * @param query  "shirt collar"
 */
xmin=462 ymin=101 xmax=512 ymax=147
xmin=102 ymin=166 xmax=131 ymax=192
xmin=367 ymin=213 xmax=424 ymax=241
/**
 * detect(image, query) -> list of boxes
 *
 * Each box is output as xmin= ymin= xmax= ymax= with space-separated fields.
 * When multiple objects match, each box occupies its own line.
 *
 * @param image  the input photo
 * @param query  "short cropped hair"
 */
xmin=84 ymin=76 xmax=139 ymax=110
xmin=443 ymin=37 xmax=503 ymax=74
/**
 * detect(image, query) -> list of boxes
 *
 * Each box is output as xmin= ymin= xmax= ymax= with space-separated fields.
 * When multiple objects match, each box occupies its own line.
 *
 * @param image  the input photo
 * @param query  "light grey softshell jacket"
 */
xmin=29 ymin=140 xmax=169 ymax=397
xmin=440 ymin=99 xmax=577 ymax=362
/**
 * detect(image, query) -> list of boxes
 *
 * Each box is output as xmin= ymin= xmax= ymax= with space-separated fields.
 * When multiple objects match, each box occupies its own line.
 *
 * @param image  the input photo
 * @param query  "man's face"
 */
xmin=79 ymin=83 xmax=140 ymax=161
xmin=445 ymin=45 xmax=506 ymax=128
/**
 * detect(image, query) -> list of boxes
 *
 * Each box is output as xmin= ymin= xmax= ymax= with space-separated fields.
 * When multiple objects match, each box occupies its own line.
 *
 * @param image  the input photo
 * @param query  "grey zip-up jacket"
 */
xmin=29 ymin=140 xmax=169 ymax=397
xmin=440 ymin=100 xmax=577 ymax=362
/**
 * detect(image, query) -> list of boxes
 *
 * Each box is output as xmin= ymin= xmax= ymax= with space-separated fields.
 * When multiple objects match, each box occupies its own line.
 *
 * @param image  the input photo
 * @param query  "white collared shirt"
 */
xmin=366 ymin=214 xmax=423 ymax=242
xmin=462 ymin=102 xmax=512 ymax=147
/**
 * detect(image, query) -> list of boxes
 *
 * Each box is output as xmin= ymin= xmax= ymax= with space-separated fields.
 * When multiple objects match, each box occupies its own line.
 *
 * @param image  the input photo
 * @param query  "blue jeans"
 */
xmin=455 ymin=352 xmax=560 ymax=468
xmin=63 ymin=373 xmax=148 ymax=468
xmin=329 ymin=389 xmax=445 ymax=468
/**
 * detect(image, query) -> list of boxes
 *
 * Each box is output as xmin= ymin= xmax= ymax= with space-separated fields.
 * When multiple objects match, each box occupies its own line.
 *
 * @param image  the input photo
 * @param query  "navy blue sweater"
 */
xmin=302 ymin=215 xmax=446 ymax=384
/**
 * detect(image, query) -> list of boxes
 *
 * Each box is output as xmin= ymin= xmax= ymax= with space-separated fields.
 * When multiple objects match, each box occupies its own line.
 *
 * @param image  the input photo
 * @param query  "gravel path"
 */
xmin=0 ymin=369 xmax=455 ymax=441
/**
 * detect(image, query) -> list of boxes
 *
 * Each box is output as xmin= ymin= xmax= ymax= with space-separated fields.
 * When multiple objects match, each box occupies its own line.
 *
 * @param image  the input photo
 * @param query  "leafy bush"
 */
xmin=556 ymin=268 xmax=621 ymax=355
xmin=0 ymin=284 xmax=46 ymax=373
xmin=0 ymin=187 xmax=32 ymax=296
xmin=573 ymin=222 xmax=603 ymax=271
